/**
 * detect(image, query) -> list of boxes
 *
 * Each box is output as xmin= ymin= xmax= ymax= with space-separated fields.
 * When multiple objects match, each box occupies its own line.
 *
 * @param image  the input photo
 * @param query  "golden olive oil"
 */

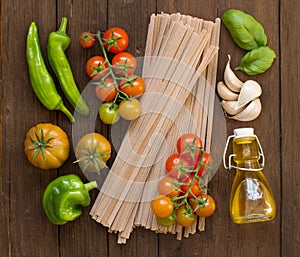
xmin=226 ymin=128 xmax=276 ymax=224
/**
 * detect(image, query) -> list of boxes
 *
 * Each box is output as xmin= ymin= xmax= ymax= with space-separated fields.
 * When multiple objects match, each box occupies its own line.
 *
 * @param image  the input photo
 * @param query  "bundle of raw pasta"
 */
xmin=90 ymin=13 xmax=221 ymax=244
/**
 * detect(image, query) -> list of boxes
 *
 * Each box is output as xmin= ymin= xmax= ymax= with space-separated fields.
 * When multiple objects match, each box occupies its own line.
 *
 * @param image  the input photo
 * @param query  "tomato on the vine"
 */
xmin=151 ymin=195 xmax=174 ymax=218
xmin=79 ymin=32 xmax=95 ymax=48
xmin=119 ymin=76 xmax=145 ymax=97
xmin=176 ymin=205 xmax=196 ymax=227
xmin=189 ymin=194 xmax=216 ymax=218
xmin=103 ymin=27 xmax=129 ymax=53
xmin=118 ymin=99 xmax=141 ymax=120
xmin=112 ymin=52 xmax=136 ymax=77
xmin=75 ymin=133 xmax=111 ymax=173
xmin=180 ymin=175 xmax=201 ymax=199
xmin=158 ymin=176 xmax=180 ymax=198
xmin=177 ymin=134 xmax=203 ymax=164
xmin=165 ymin=154 xmax=191 ymax=180
xmin=197 ymin=152 xmax=213 ymax=176
xmin=99 ymin=103 xmax=120 ymax=125
xmin=86 ymin=56 xmax=108 ymax=79
xmin=156 ymin=214 xmax=176 ymax=226
xmin=95 ymin=77 xmax=117 ymax=102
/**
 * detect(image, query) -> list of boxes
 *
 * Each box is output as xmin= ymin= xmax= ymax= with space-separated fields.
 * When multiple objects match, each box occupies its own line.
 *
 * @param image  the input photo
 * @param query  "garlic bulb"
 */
xmin=236 ymin=80 xmax=262 ymax=109
xmin=224 ymin=55 xmax=243 ymax=92
xmin=229 ymin=98 xmax=262 ymax=121
xmin=217 ymin=81 xmax=239 ymax=101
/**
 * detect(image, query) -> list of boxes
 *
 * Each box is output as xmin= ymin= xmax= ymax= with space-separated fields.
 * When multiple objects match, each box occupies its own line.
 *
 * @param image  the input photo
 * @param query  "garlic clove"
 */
xmin=221 ymin=100 xmax=246 ymax=116
xmin=229 ymin=98 xmax=262 ymax=121
xmin=224 ymin=55 xmax=243 ymax=92
xmin=217 ymin=81 xmax=239 ymax=101
xmin=236 ymin=80 xmax=262 ymax=109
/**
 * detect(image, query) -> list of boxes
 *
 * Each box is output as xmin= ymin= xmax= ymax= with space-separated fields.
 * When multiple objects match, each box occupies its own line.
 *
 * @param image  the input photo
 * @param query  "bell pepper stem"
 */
xmin=84 ymin=181 xmax=98 ymax=192
xmin=58 ymin=17 xmax=68 ymax=34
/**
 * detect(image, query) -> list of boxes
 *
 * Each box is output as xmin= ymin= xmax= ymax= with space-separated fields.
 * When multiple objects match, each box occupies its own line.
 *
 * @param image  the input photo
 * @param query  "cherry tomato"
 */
xmin=99 ymin=103 xmax=120 ymax=124
xmin=197 ymin=152 xmax=213 ymax=176
xmin=118 ymin=99 xmax=141 ymax=120
xmin=151 ymin=195 xmax=174 ymax=218
xmin=95 ymin=78 xmax=117 ymax=102
xmin=86 ymin=56 xmax=108 ymax=79
xmin=180 ymin=175 xmax=201 ymax=199
xmin=103 ymin=27 xmax=129 ymax=53
xmin=79 ymin=32 xmax=95 ymax=48
xmin=156 ymin=214 xmax=176 ymax=226
xmin=119 ymin=76 xmax=145 ymax=97
xmin=158 ymin=176 xmax=180 ymax=198
xmin=165 ymin=154 xmax=191 ymax=180
xmin=112 ymin=52 xmax=136 ymax=77
xmin=177 ymin=134 xmax=203 ymax=164
xmin=176 ymin=205 xmax=196 ymax=227
xmin=189 ymin=194 xmax=216 ymax=218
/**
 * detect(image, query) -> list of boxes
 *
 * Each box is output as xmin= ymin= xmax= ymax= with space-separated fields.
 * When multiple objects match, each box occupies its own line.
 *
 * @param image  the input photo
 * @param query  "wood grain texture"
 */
xmin=280 ymin=0 xmax=300 ymax=257
xmin=0 ymin=0 xmax=299 ymax=256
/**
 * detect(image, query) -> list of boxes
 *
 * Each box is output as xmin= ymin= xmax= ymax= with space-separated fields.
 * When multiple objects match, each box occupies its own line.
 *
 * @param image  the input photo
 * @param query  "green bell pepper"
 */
xmin=43 ymin=174 xmax=98 ymax=225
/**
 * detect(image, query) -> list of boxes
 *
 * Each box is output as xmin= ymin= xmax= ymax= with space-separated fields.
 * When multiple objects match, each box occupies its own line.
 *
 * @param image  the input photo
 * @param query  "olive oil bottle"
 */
xmin=223 ymin=128 xmax=276 ymax=224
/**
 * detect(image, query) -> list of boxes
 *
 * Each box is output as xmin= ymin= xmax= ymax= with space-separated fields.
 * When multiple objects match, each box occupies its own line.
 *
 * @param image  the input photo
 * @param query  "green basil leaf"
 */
xmin=222 ymin=9 xmax=267 ymax=50
xmin=235 ymin=46 xmax=276 ymax=75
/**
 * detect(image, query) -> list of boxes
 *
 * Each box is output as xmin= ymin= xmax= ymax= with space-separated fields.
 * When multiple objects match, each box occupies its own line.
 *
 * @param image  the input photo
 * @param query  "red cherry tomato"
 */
xmin=79 ymin=32 xmax=95 ymax=48
xmin=177 ymin=134 xmax=203 ymax=164
xmin=112 ymin=52 xmax=136 ymax=77
xmin=86 ymin=56 xmax=108 ymax=79
xmin=119 ymin=76 xmax=145 ymax=97
xmin=165 ymin=154 xmax=191 ymax=180
xmin=95 ymin=78 xmax=117 ymax=102
xmin=103 ymin=27 xmax=129 ymax=53
xmin=197 ymin=152 xmax=213 ymax=176
xmin=180 ymin=175 xmax=201 ymax=199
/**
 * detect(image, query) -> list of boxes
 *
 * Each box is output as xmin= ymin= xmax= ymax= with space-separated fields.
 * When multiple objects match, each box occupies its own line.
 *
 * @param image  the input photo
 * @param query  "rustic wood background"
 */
xmin=1 ymin=0 xmax=299 ymax=256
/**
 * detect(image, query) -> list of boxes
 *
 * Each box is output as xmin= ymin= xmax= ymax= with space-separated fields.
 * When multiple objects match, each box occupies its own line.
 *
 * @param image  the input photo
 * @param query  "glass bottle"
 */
xmin=223 ymin=128 xmax=276 ymax=224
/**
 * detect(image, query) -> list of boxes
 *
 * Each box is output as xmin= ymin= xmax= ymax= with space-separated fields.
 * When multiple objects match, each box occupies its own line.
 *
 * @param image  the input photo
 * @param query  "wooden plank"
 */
xmin=280 ymin=0 xmax=300 ymax=257
xmin=1 ymin=0 xmax=59 ymax=256
xmin=55 ymin=1 xmax=109 ymax=257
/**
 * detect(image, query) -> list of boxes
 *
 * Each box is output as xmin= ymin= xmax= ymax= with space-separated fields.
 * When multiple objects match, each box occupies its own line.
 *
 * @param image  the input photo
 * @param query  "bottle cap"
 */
xmin=234 ymin=128 xmax=254 ymax=137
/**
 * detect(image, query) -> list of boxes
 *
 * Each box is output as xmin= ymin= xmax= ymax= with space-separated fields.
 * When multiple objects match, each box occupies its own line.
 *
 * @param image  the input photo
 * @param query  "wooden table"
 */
xmin=1 ymin=0 xmax=299 ymax=256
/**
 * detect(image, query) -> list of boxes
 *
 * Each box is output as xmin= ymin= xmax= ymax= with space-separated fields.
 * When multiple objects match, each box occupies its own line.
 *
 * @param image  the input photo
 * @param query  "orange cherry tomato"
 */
xmin=189 ymin=194 xmax=216 ymax=218
xmin=176 ymin=205 xmax=196 ymax=227
xmin=119 ymin=76 xmax=145 ymax=97
xmin=151 ymin=195 xmax=174 ymax=218
xmin=158 ymin=176 xmax=180 ymax=198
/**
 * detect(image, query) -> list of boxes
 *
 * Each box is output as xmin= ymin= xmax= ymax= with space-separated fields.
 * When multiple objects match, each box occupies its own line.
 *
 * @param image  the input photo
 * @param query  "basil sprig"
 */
xmin=222 ymin=9 xmax=276 ymax=75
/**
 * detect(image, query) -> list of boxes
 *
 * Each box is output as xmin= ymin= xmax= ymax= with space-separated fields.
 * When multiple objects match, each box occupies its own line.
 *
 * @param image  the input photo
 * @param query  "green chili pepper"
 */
xmin=43 ymin=174 xmax=98 ymax=225
xmin=26 ymin=22 xmax=75 ymax=123
xmin=47 ymin=17 xmax=89 ymax=116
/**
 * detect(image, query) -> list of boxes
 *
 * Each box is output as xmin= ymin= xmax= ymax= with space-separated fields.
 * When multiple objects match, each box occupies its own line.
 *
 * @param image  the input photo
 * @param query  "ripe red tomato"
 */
xmin=180 ymin=175 xmax=201 ymax=199
xmin=95 ymin=78 xmax=117 ymax=102
xmin=189 ymin=194 xmax=216 ymax=218
xmin=158 ymin=176 xmax=180 ymax=198
xmin=151 ymin=195 xmax=174 ymax=218
xmin=197 ymin=152 xmax=213 ymax=176
xmin=112 ymin=52 xmax=136 ymax=77
xmin=177 ymin=134 xmax=203 ymax=164
xmin=176 ymin=205 xmax=196 ymax=227
xmin=119 ymin=76 xmax=145 ymax=97
xmin=86 ymin=56 xmax=108 ymax=79
xmin=165 ymin=154 xmax=191 ymax=180
xmin=79 ymin=32 xmax=95 ymax=48
xmin=103 ymin=27 xmax=129 ymax=53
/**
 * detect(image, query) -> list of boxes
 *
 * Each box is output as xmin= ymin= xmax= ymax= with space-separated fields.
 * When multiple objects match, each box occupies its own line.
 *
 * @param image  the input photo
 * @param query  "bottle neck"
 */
xmin=236 ymin=159 xmax=260 ymax=171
